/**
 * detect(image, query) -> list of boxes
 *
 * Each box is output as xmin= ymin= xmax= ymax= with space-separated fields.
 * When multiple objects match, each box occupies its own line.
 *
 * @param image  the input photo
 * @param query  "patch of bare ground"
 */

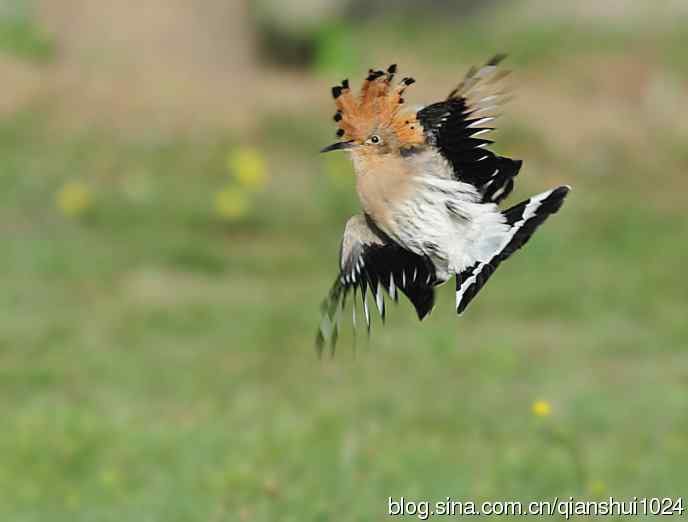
xmin=518 ymin=0 xmax=688 ymax=24
xmin=0 ymin=57 xmax=43 ymax=114
xmin=514 ymin=55 xmax=688 ymax=160
xmin=2 ymin=0 xmax=322 ymax=133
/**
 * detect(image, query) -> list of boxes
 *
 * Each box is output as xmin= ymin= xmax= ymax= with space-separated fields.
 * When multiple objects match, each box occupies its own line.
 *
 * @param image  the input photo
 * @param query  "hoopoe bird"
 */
xmin=316 ymin=55 xmax=570 ymax=353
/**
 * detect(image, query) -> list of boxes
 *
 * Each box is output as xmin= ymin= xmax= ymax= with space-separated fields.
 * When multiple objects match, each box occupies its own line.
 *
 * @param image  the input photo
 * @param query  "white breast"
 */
xmin=390 ymin=149 xmax=508 ymax=280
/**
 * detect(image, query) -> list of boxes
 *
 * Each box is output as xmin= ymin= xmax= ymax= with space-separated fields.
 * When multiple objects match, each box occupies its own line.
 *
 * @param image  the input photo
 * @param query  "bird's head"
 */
xmin=321 ymin=65 xmax=425 ymax=158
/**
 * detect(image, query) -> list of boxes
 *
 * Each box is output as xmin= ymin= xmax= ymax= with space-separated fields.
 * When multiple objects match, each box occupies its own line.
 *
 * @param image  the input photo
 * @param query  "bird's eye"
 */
xmin=366 ymin=135 xmax=382 ymax=145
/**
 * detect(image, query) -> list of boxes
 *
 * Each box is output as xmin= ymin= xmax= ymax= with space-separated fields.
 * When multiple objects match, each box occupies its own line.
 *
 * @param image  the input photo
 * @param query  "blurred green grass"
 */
xmin=313 ymin=5 xmax=688 ymax=79
xmin=0 ymin=0 xmax=53 ymax=62
xmin=1 ymin=104 xmax=687 ymax=520
xmin=1 ymin=4 xmax=688 ymax=522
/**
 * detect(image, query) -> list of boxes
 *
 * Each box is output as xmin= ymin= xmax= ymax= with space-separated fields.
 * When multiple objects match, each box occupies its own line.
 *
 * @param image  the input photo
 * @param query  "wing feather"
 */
xmin=417 ymin=55 xmax=521 ymax=205
xmin=316 ymin=214 xmax=437 ymax=355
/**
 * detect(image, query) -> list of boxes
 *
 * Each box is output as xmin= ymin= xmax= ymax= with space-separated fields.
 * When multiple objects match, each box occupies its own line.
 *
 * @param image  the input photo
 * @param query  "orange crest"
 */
xmin=331 ymin=65 xmax=425 ymax=147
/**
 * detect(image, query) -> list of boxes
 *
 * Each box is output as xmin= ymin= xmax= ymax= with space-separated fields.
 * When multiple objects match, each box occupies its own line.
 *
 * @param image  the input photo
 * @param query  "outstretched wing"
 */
xmin=316 ymin=214 xmax=437 ymax=355
xmin=417 ymin=54 xmax=521 ymax=204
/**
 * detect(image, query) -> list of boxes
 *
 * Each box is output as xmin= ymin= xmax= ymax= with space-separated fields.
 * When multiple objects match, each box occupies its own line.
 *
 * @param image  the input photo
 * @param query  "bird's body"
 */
xmin=355 ymin=148 xmax=508 ymax=280
xmin=317 ymin=56 xmax=570 ymax=353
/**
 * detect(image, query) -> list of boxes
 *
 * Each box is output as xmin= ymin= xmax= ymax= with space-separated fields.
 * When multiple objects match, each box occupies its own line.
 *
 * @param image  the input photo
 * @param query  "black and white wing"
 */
xmin=455 ymin=185 xmax=570 ymax=315
xmin=417 ymin=54 xmax=521 ymax=204
xmin=316 ymin=214 xmax=438 ymax=355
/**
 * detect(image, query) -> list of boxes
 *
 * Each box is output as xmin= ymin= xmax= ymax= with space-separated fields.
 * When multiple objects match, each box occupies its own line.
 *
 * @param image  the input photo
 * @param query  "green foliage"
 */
xmin=0 ymin=1 xmax=53 ymax=62
xmin=343 ymin=10 xmax=673 ymax=71
xmin=313 ymin=22 xmax=362 ymax=76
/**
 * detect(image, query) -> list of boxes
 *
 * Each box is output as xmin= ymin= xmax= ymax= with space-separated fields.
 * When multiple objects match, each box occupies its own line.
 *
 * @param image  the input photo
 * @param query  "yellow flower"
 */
xmin=588 ymin=479 xmax=607 ymax=497
xmin=214 ymin=186 xmax=250 ymax=221
xmin=56 ymin=182 xmax=92 ymax=217
xmin=227 ymin=147 xmax=268 ymax=192
xmin=531 ymin=400 xmax=552 ymax=417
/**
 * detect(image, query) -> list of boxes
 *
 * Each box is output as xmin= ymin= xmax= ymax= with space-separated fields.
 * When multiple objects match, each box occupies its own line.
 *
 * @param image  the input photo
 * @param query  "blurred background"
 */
xmin=1 ymin=0 xmax=687 ymax=520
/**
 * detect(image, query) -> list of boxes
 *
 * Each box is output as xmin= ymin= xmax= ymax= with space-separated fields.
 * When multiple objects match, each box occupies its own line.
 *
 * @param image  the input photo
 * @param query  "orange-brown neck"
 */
xmin=351 ymin=150 xmax=416 ymax=236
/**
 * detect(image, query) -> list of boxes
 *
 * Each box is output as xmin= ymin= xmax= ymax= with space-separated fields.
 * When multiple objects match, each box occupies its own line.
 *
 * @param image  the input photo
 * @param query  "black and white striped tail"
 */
xmin=456 ymin=185 xmax=571 ymax=314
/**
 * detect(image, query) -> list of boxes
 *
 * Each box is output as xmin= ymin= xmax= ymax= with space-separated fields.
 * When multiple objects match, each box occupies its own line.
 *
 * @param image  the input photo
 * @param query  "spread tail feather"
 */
xmin=456 ymin=185 xmax=570 ymax=314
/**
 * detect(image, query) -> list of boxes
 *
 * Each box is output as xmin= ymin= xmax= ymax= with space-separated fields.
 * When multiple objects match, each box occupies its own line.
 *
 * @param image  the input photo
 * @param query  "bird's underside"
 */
xmin=316 ymin=55 xmax=570 ymax=355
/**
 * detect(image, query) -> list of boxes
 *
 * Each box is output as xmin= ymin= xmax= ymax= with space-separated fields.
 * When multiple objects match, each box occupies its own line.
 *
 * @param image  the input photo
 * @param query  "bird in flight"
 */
xmin=316 ymin=55 xmax=569 ymax=354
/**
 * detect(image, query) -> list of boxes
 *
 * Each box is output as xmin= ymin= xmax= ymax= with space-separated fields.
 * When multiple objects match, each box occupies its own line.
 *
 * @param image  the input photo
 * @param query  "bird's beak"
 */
xmin=320 ymin=140 xmax=356 ymax=153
